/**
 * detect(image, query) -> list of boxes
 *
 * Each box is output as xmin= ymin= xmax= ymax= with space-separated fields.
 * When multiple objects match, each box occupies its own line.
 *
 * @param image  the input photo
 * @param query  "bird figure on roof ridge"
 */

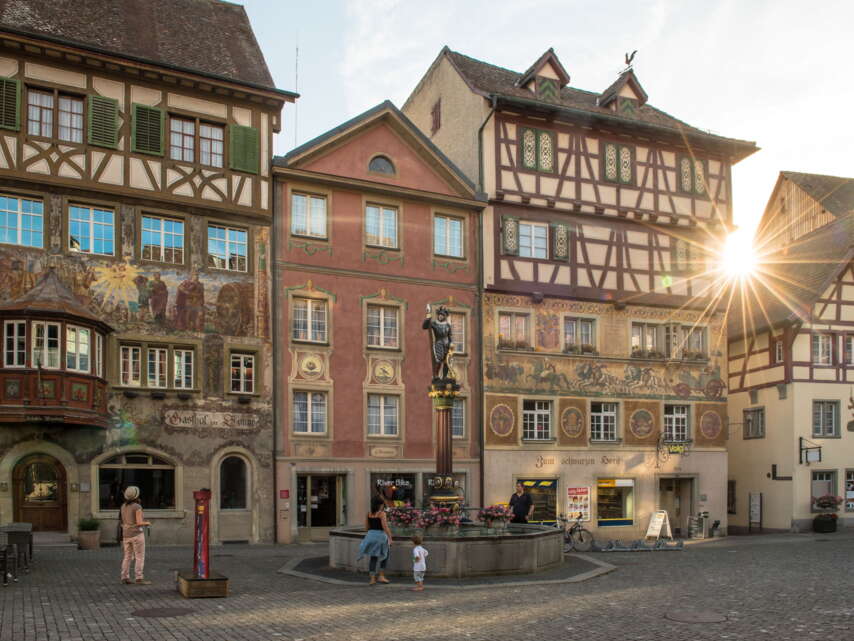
xmin=624 ymin=50 xmax=637 ymax=69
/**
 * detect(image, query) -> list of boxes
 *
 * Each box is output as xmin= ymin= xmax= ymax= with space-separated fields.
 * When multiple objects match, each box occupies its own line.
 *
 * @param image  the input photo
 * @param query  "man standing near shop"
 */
xmin=509 ymin=482 xmax=534 ymax=524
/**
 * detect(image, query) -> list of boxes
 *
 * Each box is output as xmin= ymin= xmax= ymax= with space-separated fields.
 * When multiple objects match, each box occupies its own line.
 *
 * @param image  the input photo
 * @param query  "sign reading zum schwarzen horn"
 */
xmin=163 ymin=409 xmax=258 ymax=430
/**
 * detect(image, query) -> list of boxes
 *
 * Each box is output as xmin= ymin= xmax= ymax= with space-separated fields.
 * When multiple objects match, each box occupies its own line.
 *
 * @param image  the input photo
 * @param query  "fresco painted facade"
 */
xmin=272 ymin=102 xmax=483 ymax=542
xmin=406 ymin=48 xmax=756 ymax=539
xmin=0 ymin=5 xmax=294 ymax=543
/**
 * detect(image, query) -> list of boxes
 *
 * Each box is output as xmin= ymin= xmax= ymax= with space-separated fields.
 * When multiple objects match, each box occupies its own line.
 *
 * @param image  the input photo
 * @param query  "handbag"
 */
xmin=115 ymin=521 xmax=123 ymax=544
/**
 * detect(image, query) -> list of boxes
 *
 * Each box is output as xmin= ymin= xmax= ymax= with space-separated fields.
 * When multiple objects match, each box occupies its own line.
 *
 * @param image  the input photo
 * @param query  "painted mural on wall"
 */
xmin=0 ymin=244 xmax=265 ymax=339
xmin=484 ymin=294 xmax=726 ymax=402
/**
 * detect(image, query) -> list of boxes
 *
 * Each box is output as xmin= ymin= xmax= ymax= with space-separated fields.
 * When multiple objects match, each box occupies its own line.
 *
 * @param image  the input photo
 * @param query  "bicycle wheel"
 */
xmin=572 ymin=528 xmax=594 ymax=552
xmin=563 ymin=530 xmax=574 ymax=553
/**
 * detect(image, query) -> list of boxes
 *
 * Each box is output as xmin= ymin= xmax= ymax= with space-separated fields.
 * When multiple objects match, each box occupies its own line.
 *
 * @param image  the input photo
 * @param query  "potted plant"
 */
xmin=812 ymin=495 xmax=843 ymax=533
xmin=647 ymin=349 xmax=664 ymax=359
xmin=77 ymin=517 xmax=101 ymax=549
xmin=631 ymin=348 xmax=646 ymax=359
xmin=580 ymin=344 xmax=598 ymax=355
xmin=563 ymin=344 xmax=581 ymax=355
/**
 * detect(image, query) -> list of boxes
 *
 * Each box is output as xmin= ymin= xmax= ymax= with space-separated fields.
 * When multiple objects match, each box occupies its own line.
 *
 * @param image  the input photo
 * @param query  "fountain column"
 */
xmin=429 ymin=382 xmax=461 ymax=507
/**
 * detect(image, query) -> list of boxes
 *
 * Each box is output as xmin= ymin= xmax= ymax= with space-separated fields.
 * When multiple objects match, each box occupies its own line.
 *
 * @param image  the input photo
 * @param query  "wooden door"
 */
xmin=13 ymin=454 xmax=67 ymax=531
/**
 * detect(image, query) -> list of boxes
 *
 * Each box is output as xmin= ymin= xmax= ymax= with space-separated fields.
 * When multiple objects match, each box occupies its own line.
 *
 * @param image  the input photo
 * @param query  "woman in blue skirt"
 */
xmin=358 ymin=495 xmax=394 ymax=584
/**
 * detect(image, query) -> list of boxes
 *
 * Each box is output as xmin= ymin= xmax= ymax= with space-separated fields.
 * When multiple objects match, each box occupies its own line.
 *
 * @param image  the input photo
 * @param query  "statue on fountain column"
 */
xmin=422 ymin=304 xmax=456 ymax=382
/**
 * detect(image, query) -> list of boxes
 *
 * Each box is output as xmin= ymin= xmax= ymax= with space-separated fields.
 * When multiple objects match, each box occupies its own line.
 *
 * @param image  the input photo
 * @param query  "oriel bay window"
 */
xmin=293 ymin=391 xmax=327 ymax=434
xmin=597 ymin=479 xmax=634 ymax=526
xmin=291 ymin=193 xmax=327 ymax=238
xmin=98 ymin=452 xmax=175 ymax=510
xmin=292 ymin=298 xmax=328 ymax=343
xmin=32 ymin=321 xmax=60 ymax=369
xmin=367 ymin=305 xmax=398 ymax=348
xmin=65 ymin=326 xmax=90 ymax=373
xmin=368 ymin=394 xmax=399 ymax=436
xmin=4 ymin=320 xmax=26 ymax=367
xmin=0 ymin=195 xmax=44 ymax=248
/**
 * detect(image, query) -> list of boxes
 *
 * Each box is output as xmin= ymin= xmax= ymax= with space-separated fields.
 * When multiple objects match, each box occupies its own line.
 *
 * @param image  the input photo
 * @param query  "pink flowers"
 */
xmin=386 ymin=506 xmax=461 ymax=529
xmin=812 ymin=495 xmax=843 ymax=511
xmin=477 ymin=504 xmax=512 ymax=523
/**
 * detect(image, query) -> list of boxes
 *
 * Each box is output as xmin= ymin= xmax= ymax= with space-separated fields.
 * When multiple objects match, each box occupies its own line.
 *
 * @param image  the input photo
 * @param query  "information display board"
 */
xmin=567 ymin=487 xmax=591 ymax=522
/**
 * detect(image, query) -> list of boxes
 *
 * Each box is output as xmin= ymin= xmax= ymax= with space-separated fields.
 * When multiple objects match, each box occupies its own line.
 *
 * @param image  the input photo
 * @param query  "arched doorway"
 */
xmin=13 ymin=454 xmax=68 ymax=531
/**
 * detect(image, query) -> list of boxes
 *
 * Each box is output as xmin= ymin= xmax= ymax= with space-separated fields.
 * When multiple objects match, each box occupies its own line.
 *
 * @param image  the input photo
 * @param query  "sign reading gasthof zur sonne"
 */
xmin=164 ymin=409 xmax=258 ymax=429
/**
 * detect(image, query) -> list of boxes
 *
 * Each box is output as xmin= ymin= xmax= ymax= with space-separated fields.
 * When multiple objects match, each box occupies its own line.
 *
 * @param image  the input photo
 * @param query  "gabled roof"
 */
xmin=438 ymin=47 xmax=757 ymax=161
xmin=275 ymin=100 xmax=478 ymax=197
xmin=0 ymin=267 xmax=112 ymax=331
xmin=516 ymin=48 xmax=571 ymax=88
xmin=780 ymin=171 xmax=854 ymax=217
xmin=727 ymin=213 xmax=854 ymax=338
xmin=598 ymin=69 xmax=648 ymax=107
xmin=0 ymin=0 xmax=286 ymax=93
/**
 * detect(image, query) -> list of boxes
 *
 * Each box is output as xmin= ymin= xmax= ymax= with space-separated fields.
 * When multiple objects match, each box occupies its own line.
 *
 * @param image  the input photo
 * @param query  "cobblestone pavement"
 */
xmin=1 ymin=532 xmax=853 ymax=641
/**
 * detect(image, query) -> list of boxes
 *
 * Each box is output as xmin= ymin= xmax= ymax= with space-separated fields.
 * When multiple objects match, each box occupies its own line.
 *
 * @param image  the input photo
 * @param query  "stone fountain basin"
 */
xmin=329 ymin=524 xmax=563 ymax=578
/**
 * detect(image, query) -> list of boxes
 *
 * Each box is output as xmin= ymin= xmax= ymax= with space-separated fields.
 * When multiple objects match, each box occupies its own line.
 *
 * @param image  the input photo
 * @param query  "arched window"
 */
xmin=368 ymin=155 xmax=395 ymax=175
xmin=220 ymin=456 xmax=247 ymax=510
xmin=98 ymin=452 xmax=175 ymax=510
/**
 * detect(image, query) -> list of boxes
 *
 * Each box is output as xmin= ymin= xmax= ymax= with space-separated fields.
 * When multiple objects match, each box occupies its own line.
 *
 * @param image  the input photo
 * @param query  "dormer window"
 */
xmin=368 ymin=155 xmax=395 ymax=175
xmin=536 ymin=76 xmax=558 ymax=101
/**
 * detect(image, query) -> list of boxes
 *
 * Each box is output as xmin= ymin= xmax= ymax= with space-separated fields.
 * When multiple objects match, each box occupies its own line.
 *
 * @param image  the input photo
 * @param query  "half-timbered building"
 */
xmin=272 ymin=102 xmax=483 ymax=542
xmin=727 ymin=172 xmax=854 ymax=532
xmin=0 ymin=0 xmax=295 ymax=543
xmin=405 ymin=47 xmax=756 ymax=537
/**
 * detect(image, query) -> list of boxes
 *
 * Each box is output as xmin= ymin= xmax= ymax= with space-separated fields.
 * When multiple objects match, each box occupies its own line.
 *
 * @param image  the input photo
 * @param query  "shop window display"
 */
xmin=371 ymin=473 xmax=416 ymax=507
xmin=516 ymin=478 xmax=557 ymax=524
xmin=597 ymin=478 xmax=634 ymax=526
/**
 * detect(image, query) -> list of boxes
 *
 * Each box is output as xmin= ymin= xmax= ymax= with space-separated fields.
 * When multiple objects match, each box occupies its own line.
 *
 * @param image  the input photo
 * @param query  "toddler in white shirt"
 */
xmin=411 ymin=534 xmax=428 ymax=591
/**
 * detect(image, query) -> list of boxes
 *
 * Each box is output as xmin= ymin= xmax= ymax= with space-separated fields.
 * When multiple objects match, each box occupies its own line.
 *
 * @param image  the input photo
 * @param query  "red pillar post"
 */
xmin=193 ymin=489 xmax=211 ymax=579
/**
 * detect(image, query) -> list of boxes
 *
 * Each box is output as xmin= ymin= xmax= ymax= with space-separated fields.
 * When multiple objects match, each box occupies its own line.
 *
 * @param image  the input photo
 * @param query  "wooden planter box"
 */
xmin=813 ymin=514 xmax=838 ymax=533
xmin=177 ymin=571 xmax=229 ymax=598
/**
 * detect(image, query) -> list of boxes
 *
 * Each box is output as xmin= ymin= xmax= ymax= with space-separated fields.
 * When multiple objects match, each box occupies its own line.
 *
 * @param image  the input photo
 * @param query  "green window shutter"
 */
xmin=229 ymin=124 xmax=259 ymax=174
xmin=0 ymin=77 xmax=20 ymax=131
xmin=537 ymin=130 xmax=555 ymax=173
xmin=502 ymin=216 xmax=519 ymax=256
xmin=603 ymin=142 xmax=618 ymax=182
xmin=88 ymin=95 xmax=118 ymax=148
xmin=551 ymin=223 xmax=570 ymax=261
xmin=618 ymin=145 xmax=634 ymax=185
xmin=131 ymin=103 xmax=163 ymax=155
xmin=678 ymin=155 xmax=693 ymax=193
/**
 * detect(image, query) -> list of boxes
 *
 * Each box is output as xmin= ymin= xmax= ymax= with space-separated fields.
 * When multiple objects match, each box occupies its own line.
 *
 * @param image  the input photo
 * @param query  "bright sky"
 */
xmin=242 ymin=0 xmax=853 ymax=235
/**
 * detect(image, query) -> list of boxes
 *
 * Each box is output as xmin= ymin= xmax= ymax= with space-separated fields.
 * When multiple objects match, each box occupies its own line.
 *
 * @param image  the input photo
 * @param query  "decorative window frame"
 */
xmin=289 ymin=188 xmax=330 ymax=241
xmin=292 ymin=389 xmax=330 ymax=435
xmin=521 ymin=397 xmax=554 ymax=441
xmin=432 ymin=211 xmax=467 ymax=261
xmin=30 ymin=320 xmax=62 ymax=370
xmin=663 ymin=404 xmax=691 ymax=443
xmin=677 ymin=154 xmax=709 ymax=198
xmin=291 ymin=296 xmax=329 ymax=345
xmin=562 ymin=314 xmax=598 ymax=354
xmin=812 ymin=399 xmax=840 ymax=439
xmin=66 ymin=201 xmax=118 ymax=258
xmin=3 ymin=319 xmax=27 ymax=368
xmin=90 ymin=445 xmax=185 ymax=519
xmin=227 ymin=347 xmax=258 ymax=396
xmin=589 ymin=400 xmax=621 ymax=443
xmin=365 ymin=392 xmax=404 ymax=440
xmin=367 ymin=153 xmax=397 ymax=178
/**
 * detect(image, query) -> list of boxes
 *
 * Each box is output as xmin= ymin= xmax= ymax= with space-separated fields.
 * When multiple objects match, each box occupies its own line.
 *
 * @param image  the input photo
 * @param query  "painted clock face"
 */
xmin=299 ymin=354 xmax=324 ymax=379
xmin=372 ymin=360 xmax=395 ymax=384
xmin=560 ymin=407 xmax=584 ymax=438
xmin=629 ymin=409 xmax=654 ymax=439
xmin=489 ymin=404 xmax=514 ymax=437
xmin=700 ymin=411 xmax=722 ymax=439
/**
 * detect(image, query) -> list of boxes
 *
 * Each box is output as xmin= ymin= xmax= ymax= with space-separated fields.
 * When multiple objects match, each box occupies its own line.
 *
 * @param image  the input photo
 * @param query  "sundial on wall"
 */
xmin=372 ymin=359 xmax=395 ymax=384
xmin=298 ymin=353 xmax=324 ymax=379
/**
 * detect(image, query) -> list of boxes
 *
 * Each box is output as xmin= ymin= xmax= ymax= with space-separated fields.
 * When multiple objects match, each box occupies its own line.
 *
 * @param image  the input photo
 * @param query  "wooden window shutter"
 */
xmin=501 ymin=216 xmax=519 ymax=255
xmin=551 ymin=223 xmax=570 ymax=261
xmin=88 ymin=95 xmax=118 ymax=148
xmin=0 ymin=77 xmax=20 ymax=131
xmin=131 ymin=104 xmax=163 ymax=155
xmin=520 ymin=128 xmax=537 ymax=170
xmin=229 ymin=124 xmax=259 ymax=174
xmin=602 ymin=142 xmax=618 ymax=182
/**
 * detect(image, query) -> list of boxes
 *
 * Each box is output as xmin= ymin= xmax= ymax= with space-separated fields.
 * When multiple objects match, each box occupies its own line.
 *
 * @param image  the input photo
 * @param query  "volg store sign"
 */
xmin=163 ymin=409 xmax=258 ymax=430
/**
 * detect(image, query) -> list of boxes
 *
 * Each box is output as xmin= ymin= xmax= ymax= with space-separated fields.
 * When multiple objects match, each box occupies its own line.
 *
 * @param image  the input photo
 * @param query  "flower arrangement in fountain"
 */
xmin=386 ymin=506 xmax=420 ymax=529
xmin=812 ymin=494 xmax=843 ymax=517
xmin=415 ymin=506 xmax=461 ymax=529
xmin=477 ymin=504 xmax=512 ymax=525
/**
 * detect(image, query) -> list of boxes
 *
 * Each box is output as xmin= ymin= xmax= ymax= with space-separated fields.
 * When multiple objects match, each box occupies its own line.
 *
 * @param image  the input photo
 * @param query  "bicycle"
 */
xmin=557 ymin=513 xmax=594 ymax=552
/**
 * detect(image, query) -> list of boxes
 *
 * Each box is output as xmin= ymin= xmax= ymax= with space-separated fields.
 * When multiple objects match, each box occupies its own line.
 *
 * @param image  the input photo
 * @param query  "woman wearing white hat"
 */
xmin=120 ymin=486 xmax=151 ymax=585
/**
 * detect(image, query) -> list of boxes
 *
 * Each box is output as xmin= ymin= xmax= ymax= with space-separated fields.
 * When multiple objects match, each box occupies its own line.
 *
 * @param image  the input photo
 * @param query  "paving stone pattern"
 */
xmin=1 ymin=533 xmax=853 ymax=641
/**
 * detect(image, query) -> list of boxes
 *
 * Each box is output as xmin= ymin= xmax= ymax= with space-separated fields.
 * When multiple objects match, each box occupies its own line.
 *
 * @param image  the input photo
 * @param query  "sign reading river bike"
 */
xmin=163 ymin=409 xmax=258 ymax=430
